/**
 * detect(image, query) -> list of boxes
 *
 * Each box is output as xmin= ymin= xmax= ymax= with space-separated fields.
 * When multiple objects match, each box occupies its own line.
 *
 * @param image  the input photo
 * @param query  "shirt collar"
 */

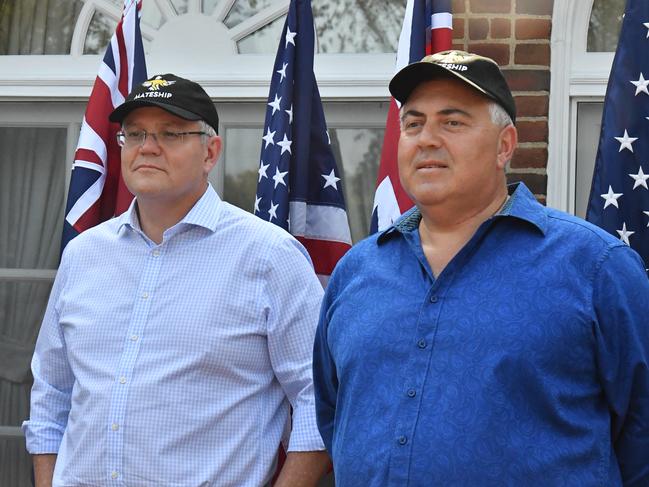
xmin=116 ymin=183 xmax=223 ymax=235
xmin=377 ymin=182 xmax=547 ymax=244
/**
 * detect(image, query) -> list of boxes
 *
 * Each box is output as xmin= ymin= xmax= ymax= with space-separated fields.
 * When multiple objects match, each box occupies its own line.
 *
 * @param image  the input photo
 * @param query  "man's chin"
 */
xmin=126 ymin=182 xmax=168 ymax=199
xmin=404 ymin=185 xmax=448 ymax=207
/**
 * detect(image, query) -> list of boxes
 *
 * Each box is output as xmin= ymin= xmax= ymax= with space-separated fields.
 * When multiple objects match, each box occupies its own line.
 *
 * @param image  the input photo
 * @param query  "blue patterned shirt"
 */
xmin=23 ymin=185 xmax=325 ymax=486
xmin=313 ymin=183 xmax=649 ymax=487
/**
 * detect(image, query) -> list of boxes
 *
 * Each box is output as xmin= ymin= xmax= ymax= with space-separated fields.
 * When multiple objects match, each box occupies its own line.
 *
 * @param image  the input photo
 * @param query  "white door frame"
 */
xmin=548 ymin=0 xmax=614 ymax=212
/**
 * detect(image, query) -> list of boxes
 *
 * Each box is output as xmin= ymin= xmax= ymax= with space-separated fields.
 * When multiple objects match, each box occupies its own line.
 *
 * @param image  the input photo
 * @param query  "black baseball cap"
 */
xmin=389 ymin=50 xmax=516 ymax=124
xmin=110 ymin=73 xmax=219 ymax=133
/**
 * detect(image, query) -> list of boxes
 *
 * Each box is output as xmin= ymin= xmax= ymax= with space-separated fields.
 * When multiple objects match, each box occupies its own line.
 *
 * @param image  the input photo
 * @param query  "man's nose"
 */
xmin=139 ymin=132 xmax=162 ymax=153
xmin=417 ymin=123 xmax=443 ymax=147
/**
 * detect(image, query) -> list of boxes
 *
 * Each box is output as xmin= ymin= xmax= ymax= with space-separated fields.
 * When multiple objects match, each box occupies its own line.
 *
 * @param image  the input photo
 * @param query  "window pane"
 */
xmin=575 ymin=102 xmax=604 ymax=218
xmin=171 ymin=0 xmax=190 ymax=15
xmin=329 ymin=128 xmax=381 ymax=241
xmin=236 ymin=0 xmax=405 ymax=54
xmin=0 ymin=281 xmax=52 ymax=372
xmin=84 ymin=11 xmax=117 ymax=55
xmin=0 ymin=436 xmax=30 ymax=487
xmin=0 ymin=0 xmax=83 ymax=54
xmin=0 ymin=279 xmax=53 ymax=487
xmin=237 ymin=15 xmax=285 ymax=54
xmin=587 ymin=0 xmax=624 ymax=52
xmin=0 ymin=127 xmax=66 ymax=269
xmin=142 ymin=2 xmax=164 ymax=29
xmin=223 ymin=127 xmax=263 ymax=213
xmin=203 ymin=0 xmax=220 ymax=15
xmin=225 ymin=0 xmax=277 ymax=28
xmin=106 ymin=0 xmax=164 ymax=29
xmin=314 ymin=0 xmax=404 ymax=53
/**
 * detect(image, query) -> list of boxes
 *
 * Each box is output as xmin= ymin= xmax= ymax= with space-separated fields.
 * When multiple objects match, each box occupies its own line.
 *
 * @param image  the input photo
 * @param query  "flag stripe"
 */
xmin=289 ymin=202 xmax=352 ymax=243
xmin=116 ymin=22 xmax=129 ymax=98
xmin=296 ymin=237 xmax=351 ymax=276
xmin=75 ymin=119 xmax=108 ymax=165
xmin=431 ymin=12 xmax=452 ymax=29
xmin=66 ymin=174 xmax=106 ymax=225
xmin=74 ymin=152 xmax=105 ymax=169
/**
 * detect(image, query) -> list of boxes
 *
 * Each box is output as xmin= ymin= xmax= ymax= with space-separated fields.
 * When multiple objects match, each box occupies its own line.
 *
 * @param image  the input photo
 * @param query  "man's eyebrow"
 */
xmin=438 ymin=107 xmax=472 ymax=118
xmin=401 ymin=107 xmax=473 ymax=123
xmin=401 ymin=109 xmax=425 ymax=122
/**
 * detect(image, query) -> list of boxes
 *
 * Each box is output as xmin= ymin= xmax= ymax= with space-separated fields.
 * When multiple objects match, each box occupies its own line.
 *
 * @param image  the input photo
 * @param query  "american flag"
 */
xmin=370 ymin=0 xmax=452 ymax=233
xmin=254 ymin=0 xmax=351 ymax=285
xmin=61 ymin=0 xmax=147 ymax=251
xmin=586 ymin=0 xmax=649 ymax=270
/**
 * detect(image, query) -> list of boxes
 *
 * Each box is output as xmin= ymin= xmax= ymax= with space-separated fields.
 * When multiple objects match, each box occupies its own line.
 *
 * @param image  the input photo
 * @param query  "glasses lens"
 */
xmin=159 ymin=131 xmax=182 ymax=145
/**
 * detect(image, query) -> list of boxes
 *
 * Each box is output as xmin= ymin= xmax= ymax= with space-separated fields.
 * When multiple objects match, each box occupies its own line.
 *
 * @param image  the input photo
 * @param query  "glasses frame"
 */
xmin=116 ymin=130 xmax=209 ymax=148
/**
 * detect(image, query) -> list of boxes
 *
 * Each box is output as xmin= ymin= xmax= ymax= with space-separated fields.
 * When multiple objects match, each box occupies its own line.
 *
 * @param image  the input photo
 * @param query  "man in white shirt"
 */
xmin=24 ymin=73 xmax=329 ymax=487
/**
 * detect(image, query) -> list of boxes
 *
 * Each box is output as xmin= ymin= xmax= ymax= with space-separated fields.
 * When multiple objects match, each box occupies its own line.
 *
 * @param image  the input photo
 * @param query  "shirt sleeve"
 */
xmin=264 ymin=234 xmax=325 ymax=452
xmin=312 ymin=277 xmax=339 ymax=455
xmin=592 ymin=245 xmax=649 ymax=485
xmin=22 ymin=247 xmax=75 ymax=454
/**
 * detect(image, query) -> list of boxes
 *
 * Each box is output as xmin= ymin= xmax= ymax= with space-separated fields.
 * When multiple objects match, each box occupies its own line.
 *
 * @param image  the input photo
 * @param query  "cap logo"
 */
xmin=430 ymin=51 xmax=471 ymax=64
xmin=142 ymin=75 xmax=176 ymax=91
xmin=438 ymin=63 xmax=468 ymax=72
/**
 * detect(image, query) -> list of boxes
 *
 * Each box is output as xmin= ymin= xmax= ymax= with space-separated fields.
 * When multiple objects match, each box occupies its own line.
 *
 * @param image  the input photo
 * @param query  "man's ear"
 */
xmin=496 ymin=124 xmax=517 ymax=170
xmin=204 ymin=135 xmax=222 ymax=174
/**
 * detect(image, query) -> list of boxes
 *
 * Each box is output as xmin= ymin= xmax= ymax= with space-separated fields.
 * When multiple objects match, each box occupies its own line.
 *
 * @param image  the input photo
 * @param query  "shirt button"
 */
xmin=119 ymin=376 xmax=126 ymax=384
xmin=429 ymin=295 xmax=438 ymax=303
xmin=130 ymin=334 xmax=139 ymax=341
xmin=398 ymin=435 xmax=408 ymax=445
xmin=417 ymin=339 xmax=427 ymax=349
xmin=407 ymin=388 xmax=416 ymax=398
xmin=111 ymin=423 xmax=119 ymax=431
xmin=152 ymin=249 xmax=160 ymax=257
xmin=141 ymin=292 xmax=149 ymax=299
xmin=111 ymin=471 xmax=119 ymax=479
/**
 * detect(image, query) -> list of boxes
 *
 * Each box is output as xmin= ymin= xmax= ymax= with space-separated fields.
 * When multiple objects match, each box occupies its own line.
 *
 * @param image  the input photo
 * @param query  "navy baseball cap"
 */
xmin=110 ymin=73 xmax=219 ymax=133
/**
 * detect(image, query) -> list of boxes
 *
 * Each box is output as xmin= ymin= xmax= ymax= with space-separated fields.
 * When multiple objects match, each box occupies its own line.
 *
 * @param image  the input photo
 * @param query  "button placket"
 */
xmin=106 ymin=243 xmax=165 ymax=482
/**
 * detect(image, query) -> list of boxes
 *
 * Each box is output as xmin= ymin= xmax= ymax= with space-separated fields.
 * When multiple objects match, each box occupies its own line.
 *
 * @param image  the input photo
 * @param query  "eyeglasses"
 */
xmin=116 ymin=130 xmax=209 ymax=148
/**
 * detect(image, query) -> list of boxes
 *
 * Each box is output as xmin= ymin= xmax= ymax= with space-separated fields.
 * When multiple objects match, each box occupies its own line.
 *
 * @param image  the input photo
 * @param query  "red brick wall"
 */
xmin=451 ymin=0 xmax=553 ymax=201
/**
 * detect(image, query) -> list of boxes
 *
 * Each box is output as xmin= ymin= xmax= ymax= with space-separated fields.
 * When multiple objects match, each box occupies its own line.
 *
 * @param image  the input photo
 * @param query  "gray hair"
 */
xmin=488 ymin=102 xmax=513 ymax=128
xmin=198 ymin=120 xmax=217 ymax=140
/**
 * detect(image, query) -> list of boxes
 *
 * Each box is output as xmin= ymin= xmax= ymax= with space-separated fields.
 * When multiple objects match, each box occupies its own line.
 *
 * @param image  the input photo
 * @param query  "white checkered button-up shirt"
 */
xmin=23 ymin=185 xmax=325 ymax=486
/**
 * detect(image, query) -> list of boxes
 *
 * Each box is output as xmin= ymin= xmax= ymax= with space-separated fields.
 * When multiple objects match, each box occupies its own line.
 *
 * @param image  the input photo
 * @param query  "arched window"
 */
xmin=548 ymin=0 xmax=623 ymax=215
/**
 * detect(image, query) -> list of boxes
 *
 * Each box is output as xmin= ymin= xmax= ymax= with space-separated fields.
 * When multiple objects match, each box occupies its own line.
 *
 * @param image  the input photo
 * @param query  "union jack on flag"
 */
xmin=254 ymin=0 xmax=352 ymax=286
xmin=61 ymin=0 xmax=147 ymax=251
xmin=370 ymin=0 xmax=452 ymax=233
xmin=587 ymin=0 xmax=649 ymax=271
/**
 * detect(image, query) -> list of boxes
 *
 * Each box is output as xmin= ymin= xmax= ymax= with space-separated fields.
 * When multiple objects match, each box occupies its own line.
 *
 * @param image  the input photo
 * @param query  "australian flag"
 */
xmin=370 ymin=0 xmax=452 ymax=233
xmin=254 ymin=0 xmax=351 ymax=285
xmin=61 ymin=0 xmax=147 ymax=251
xmin=587 ymin=0 xmax=649 ymax=270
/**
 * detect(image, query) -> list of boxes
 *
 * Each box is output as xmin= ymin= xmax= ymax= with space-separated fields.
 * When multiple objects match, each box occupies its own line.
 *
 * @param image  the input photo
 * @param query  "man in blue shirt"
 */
xmin=24 ymin=74 xmax=329 ymax=486
xmin=313 ymin=51 xmax=649 ymax=486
